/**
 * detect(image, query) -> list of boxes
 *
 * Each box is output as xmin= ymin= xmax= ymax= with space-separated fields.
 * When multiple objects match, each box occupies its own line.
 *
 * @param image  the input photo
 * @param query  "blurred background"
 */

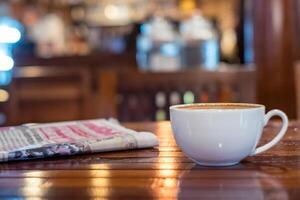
xmin=0 ymin=0 xmax=299 ymax=125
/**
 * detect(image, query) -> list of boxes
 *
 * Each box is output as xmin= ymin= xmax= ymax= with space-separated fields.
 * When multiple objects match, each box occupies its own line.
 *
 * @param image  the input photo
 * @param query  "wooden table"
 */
xmin=0 ymin=121 xmax=299 ymax=199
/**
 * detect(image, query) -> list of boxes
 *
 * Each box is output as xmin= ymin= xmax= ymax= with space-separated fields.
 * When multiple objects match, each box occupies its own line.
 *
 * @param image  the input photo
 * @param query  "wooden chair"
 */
xmin=9 ymin=66 xmax=92 ymax=124
xmin=97 ymin=66 xmax=256 ymax=122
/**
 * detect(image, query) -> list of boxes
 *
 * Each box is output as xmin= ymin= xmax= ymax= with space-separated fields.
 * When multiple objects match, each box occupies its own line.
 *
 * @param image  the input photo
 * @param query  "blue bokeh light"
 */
xmin=161 ymin=43 xmax=180 ymax=57
xmin=0 ymin=70 xmax=12 ymax=85
xmin=0 ymin=16 xmax=22 ymax=85
xmin=202 ymin=39 xmax=219 ymax=70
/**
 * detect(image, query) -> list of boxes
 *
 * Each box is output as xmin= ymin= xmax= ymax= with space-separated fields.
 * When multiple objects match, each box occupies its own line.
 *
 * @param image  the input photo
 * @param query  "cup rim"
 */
xmin=170 ymin=103 xmax=265 ymax=111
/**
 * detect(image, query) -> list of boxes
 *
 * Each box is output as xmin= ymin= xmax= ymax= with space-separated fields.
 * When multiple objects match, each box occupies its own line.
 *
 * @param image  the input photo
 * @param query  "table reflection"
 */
xmin=177 ymin=164 xmax=288 ymax=200
xmin=22 ymin=177 xmax=45 ymax=197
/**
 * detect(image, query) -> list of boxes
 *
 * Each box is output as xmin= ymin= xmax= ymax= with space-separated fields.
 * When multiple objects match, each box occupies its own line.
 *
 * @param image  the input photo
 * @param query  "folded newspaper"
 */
xmin=0 ymin=119 xmax=159 ymax=162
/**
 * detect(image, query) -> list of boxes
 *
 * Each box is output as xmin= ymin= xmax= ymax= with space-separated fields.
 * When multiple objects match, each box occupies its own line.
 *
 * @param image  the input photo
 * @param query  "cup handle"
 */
xmin=251 ymin=109 xmax=288 ymax=155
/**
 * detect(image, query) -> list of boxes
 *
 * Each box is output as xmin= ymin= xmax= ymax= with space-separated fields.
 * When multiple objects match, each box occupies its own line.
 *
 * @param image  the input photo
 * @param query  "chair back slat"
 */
xmin=10 ymin=66 xmax=92 ymax=124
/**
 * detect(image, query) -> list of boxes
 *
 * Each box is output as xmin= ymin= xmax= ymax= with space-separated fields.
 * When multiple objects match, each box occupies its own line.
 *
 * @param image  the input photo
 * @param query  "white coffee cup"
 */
xmin=170 ymin=103 xmax=288 ymax=166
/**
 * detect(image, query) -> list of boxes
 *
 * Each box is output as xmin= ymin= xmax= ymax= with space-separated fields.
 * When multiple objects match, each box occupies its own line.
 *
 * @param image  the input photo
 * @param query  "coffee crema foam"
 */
xmin=177 ymin=104 xmax=261 ymax=110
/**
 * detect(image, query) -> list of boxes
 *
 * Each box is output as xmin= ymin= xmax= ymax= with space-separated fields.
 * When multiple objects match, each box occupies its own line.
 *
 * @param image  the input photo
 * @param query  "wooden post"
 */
xmin=252 ymin=0 xmax=299 ymax=118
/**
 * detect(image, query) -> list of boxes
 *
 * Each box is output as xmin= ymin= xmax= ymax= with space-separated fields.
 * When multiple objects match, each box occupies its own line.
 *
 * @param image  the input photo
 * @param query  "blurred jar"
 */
xmin=136 ymin=17 xmax=181 ymax=71
xmin=180 ymin=13 xmax=219 ymax=70
xmin=24 ymin=8 xmax=67 ymax=58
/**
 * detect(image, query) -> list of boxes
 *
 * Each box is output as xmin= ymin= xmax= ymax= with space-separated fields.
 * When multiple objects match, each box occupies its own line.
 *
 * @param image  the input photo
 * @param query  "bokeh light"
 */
xmin=0 ymin=53 xmax=14 ymax=71
xmin=0 ymin=89 xmax=9 ymax=102
xmin=0 ymin=25 xmax=21 ymax=43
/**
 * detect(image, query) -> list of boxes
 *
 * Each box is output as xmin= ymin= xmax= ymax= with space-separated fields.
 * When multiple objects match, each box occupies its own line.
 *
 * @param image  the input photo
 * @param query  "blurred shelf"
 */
xmin=14 ymin=53 xmax=138 ymax=68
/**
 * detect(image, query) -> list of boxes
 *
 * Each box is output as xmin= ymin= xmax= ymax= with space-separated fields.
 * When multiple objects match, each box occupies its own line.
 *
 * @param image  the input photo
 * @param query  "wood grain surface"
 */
xmin=0 ymin=121 xmax=299 ymax=199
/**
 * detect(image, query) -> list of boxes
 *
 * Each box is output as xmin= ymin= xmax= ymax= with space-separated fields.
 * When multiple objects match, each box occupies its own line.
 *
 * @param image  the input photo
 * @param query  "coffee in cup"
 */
xmin=170 ymin=103 xmax=288 ymax=166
